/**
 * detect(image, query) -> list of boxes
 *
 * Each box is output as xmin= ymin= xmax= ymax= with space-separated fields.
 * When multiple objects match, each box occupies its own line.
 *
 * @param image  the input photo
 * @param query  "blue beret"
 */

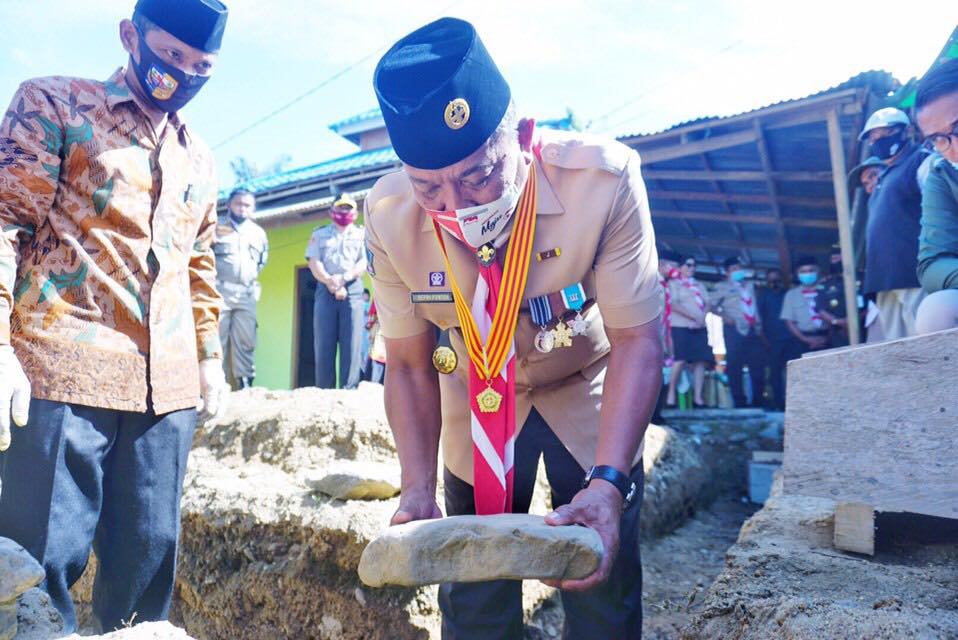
xmin=134 ymin=0 xmax=228 ymax=53
xmin=374 ymin=17 xmax=511 ymax=170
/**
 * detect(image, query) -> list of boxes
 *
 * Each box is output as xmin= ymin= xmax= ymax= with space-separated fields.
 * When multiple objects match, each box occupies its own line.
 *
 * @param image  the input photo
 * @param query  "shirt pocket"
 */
xmin=413 ymin=300 xmax=459 ymax=330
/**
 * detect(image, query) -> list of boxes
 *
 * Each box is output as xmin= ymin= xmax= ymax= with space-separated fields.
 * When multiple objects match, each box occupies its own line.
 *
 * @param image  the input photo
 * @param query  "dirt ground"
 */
xmin=524 ymin=495 xmax=758 ymax=639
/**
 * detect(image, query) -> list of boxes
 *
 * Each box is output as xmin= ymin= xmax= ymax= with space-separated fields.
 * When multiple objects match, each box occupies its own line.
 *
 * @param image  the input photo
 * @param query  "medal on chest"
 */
xmin=530 ymin=295 xmax=556 ymax=353
xmin=560 ymin=282 xmax=589 ymax=335
xmin=430 ymin=164 xmax=539 ymax=414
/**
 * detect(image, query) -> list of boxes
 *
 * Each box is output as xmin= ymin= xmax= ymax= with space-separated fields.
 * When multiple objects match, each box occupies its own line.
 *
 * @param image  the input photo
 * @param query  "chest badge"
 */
xmin=477 ymin=243 xmax=496 ymax=267
xmin=536 ymin=247 xmax=561 ymax=262
xmin=432 ymin=345 xmax=458 ymax=374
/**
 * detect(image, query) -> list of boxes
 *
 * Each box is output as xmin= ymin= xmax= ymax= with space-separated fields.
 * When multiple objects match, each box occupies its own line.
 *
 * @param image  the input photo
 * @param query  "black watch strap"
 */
xmin=582 ymin=465 xmax=637 ymax=505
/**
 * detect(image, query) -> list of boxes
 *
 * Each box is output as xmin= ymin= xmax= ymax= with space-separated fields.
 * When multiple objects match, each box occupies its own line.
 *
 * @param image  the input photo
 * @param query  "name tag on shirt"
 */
xmin=410 ymin=291 xmax=454 ymax=304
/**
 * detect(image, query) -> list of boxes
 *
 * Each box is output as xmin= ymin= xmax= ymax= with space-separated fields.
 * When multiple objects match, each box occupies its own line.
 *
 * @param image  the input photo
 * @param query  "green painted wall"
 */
xmin=253 ymin=216 xmax=369 ymax=390
xmin=253 ymin=219 xmax=315 ymax=389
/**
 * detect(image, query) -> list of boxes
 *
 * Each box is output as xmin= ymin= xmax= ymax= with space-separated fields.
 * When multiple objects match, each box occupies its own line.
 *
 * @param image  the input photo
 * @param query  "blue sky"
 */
xmin=2 ymin=1 xmax=955 ymax=189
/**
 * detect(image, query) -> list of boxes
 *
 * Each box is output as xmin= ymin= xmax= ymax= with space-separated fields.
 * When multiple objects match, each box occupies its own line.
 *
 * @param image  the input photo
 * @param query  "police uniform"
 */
xmin=305 ymin=219 xmax=366 ymax=389
xmin=366 ymin=18 xmax=661 ymax=639
xmin=213 ymin=213 xmax=268 ymax=387
xmin=816 ymin=273 xmax=858 ymax=348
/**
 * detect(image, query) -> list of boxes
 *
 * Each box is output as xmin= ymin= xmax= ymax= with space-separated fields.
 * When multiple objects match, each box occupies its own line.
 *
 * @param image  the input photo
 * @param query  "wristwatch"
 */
xmin=582 ymin=465 xmax=637 ymax=506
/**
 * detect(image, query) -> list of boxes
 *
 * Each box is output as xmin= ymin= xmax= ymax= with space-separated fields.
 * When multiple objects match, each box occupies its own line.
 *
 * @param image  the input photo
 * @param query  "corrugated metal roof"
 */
xmin=618 ymin=70 xmax=900 ymax=140
xmin=219 ymin=146 xmax=399 ymax=200
xmin=221 ymin=112 xmax=581 ymax=201
xmin=328 ymin=107 xmax=383 ymax=133
xmin=618 ymin=71 xmax=899 ymax=270
xmin=252 ymin=187 xmax=373 ymax=224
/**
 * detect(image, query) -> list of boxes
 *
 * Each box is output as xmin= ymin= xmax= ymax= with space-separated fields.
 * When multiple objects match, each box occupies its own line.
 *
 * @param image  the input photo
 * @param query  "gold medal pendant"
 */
xmin=552 ymin=320 xmax=574 ymax=348
xmin=432 ymin=345 xmax=458 ymax=374
xmin=476 ymin=387 xmax=503 ymax=413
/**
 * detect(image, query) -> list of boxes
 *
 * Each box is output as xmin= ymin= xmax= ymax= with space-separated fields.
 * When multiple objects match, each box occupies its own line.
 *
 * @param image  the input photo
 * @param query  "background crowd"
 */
xmin=216 ymin=60 xmax=958 ymax=407
xmin=653 ymin=58 xmax=958 ymax=413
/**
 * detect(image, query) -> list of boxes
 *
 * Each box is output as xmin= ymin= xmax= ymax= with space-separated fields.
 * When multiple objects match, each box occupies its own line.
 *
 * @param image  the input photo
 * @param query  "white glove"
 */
xmin=0 ymin=345 xmax=30 ymax=451
xmin=198 ymin=358 xmax=230 ymax=423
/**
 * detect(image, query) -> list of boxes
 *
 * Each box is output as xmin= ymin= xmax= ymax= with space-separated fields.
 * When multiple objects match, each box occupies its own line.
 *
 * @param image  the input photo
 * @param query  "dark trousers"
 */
xmin=313 ymin=279 xmax=365 ymax=389
xmin=440 ymin=409 xmax=644 ymax=640
xmin=0 ymin=399 xmax=196 ymax=634
xmin=724 ymin=326 xmax=766 ymax=408
xmin=766 ymin=338 xmax=798 ymax=411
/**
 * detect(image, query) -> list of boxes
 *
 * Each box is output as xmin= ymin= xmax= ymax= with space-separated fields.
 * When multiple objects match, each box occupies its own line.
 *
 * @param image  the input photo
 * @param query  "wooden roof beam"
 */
xmin=652 ymin=210 xmax=837 ymax=229
xmin=647 ymin=190 xmax=834 ymax=208
xmin=753 ymin=118 xmax=792 ymax=277
xmin=642 ymin=169 xmax=832 ymax=182
xmin=656 ymin=236 xmax=826 ymax=254
xmin=699 ymin=151 xmax=748 ymax=263
xmin=622 ymin=88 xmax=865 ymax=146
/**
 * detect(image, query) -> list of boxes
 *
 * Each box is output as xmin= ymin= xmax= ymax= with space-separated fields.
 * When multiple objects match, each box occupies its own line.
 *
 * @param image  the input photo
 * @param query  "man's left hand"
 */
xmin=542 ymin=479 xmax=624 ymax=592
xmin=198 ymin=358 xmax=230 ymax=423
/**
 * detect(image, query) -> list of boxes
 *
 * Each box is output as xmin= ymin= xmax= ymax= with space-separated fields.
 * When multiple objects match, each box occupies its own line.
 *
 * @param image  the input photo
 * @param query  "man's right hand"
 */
xmin=327 ymin=274 xmax=345 ymax=291
xmin=0 ymin=345 xmax=31 ymax=451
xmin=390 ymin=487 xmax=442 ymax=526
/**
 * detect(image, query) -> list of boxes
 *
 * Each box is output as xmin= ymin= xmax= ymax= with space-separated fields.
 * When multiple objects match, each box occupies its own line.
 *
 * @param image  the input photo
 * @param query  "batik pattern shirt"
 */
xmin=0 ymin=68 xmax=222 ymax=413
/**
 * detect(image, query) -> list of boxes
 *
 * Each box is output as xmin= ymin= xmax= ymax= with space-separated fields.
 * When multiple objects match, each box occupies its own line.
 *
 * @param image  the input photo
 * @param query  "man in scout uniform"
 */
xmin=780 ymin=256 xmax=829 ymax=359
xmin=0 ymin=0 xmax=229 ymax=632
xmin=306 ymin=193 xmax=367 ymax=389
xmin=364 ymin=18 xmax=662 ymax=639
xmin=214 ymin=188 xmax=268 ymax=388
xmin=710 ymin=257 xmax=765 ymax=408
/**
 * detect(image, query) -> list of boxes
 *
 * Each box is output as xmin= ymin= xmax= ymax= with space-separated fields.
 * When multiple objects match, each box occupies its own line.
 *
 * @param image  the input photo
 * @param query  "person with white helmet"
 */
xmin=859 ymin=106 xmax=930 ymax=341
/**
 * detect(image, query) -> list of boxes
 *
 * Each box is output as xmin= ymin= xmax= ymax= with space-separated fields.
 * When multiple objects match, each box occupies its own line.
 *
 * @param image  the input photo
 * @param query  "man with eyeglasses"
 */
xmin=915 ymin=58 xmax=958 ymax=333
xmin=859 ymin=107 xmax=930 ymax=341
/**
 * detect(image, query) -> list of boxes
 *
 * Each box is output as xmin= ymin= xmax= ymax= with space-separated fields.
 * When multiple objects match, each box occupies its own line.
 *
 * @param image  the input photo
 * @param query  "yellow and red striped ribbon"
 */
xmin=431 ymin=164 xmax=538 ymax=383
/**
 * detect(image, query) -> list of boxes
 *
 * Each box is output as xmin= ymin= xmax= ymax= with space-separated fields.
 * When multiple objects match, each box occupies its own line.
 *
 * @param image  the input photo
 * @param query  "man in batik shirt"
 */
xmin=0 ymin=0 xmax=230 ymax=632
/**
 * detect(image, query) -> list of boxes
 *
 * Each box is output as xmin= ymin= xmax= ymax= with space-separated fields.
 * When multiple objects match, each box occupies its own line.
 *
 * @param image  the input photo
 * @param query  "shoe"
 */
xmin=239 ymin=376 xmax=254 ymax=389
xmin=693 ymin=402 xmax=706 ymax=409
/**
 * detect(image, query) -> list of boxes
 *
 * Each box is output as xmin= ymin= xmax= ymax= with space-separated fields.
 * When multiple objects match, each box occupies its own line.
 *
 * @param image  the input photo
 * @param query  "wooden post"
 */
xmin=826 ymin=109 xmax=860 ymax=345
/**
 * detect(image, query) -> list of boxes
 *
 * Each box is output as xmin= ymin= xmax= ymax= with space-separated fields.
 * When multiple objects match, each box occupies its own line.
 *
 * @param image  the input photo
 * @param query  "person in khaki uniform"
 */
xmin=665 ymin=256 xmax=713 ymax=408
xmin=710 ymin=257 xmax=765 ymax=407
xmin=780 ymin=256 xmax=829 ymax=360
xmin=214 ymin=188 xmax=268 ymax=389
xmin=365 ymin=18 xmax=662 ymax=640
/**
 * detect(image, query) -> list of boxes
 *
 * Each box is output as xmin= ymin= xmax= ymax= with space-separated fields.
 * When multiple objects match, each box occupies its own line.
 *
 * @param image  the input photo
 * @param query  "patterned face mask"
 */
xmin=132 ymin=29 xmax=209 ymax=114
xmin=426 ymin=180 xmax=522 ymax=249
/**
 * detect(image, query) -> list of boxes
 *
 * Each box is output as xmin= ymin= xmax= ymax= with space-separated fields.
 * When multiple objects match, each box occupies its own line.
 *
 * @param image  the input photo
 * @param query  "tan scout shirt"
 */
xmin=364 ymin=130 xmax=662 ymax=484
xmin=0 ymin=70 xmax=222 ymax=413
xmin=667 ymin=277 xmax=707 ymax=328
xmin=710 ymin=280 xmax=762 ymax=337
xmin=780 ymin=286 xmax=825 ymax=334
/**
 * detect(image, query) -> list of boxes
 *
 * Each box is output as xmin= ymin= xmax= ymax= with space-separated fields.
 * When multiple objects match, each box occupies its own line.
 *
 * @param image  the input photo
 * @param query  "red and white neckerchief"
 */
xmin=738 ymin=283 xmax=757 ymax=328
xmin=802 ymin=288 xmax=824 ymax=329
xmin=429 ymin=157 xmax=539 ymax=515
xmin=681 ymin=276 xmax=706 ymax=312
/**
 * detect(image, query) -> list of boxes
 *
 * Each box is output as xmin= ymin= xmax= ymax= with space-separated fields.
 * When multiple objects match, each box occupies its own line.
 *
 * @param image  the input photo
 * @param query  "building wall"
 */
xmin=253 ymin=215 xmax=368 ymax=390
